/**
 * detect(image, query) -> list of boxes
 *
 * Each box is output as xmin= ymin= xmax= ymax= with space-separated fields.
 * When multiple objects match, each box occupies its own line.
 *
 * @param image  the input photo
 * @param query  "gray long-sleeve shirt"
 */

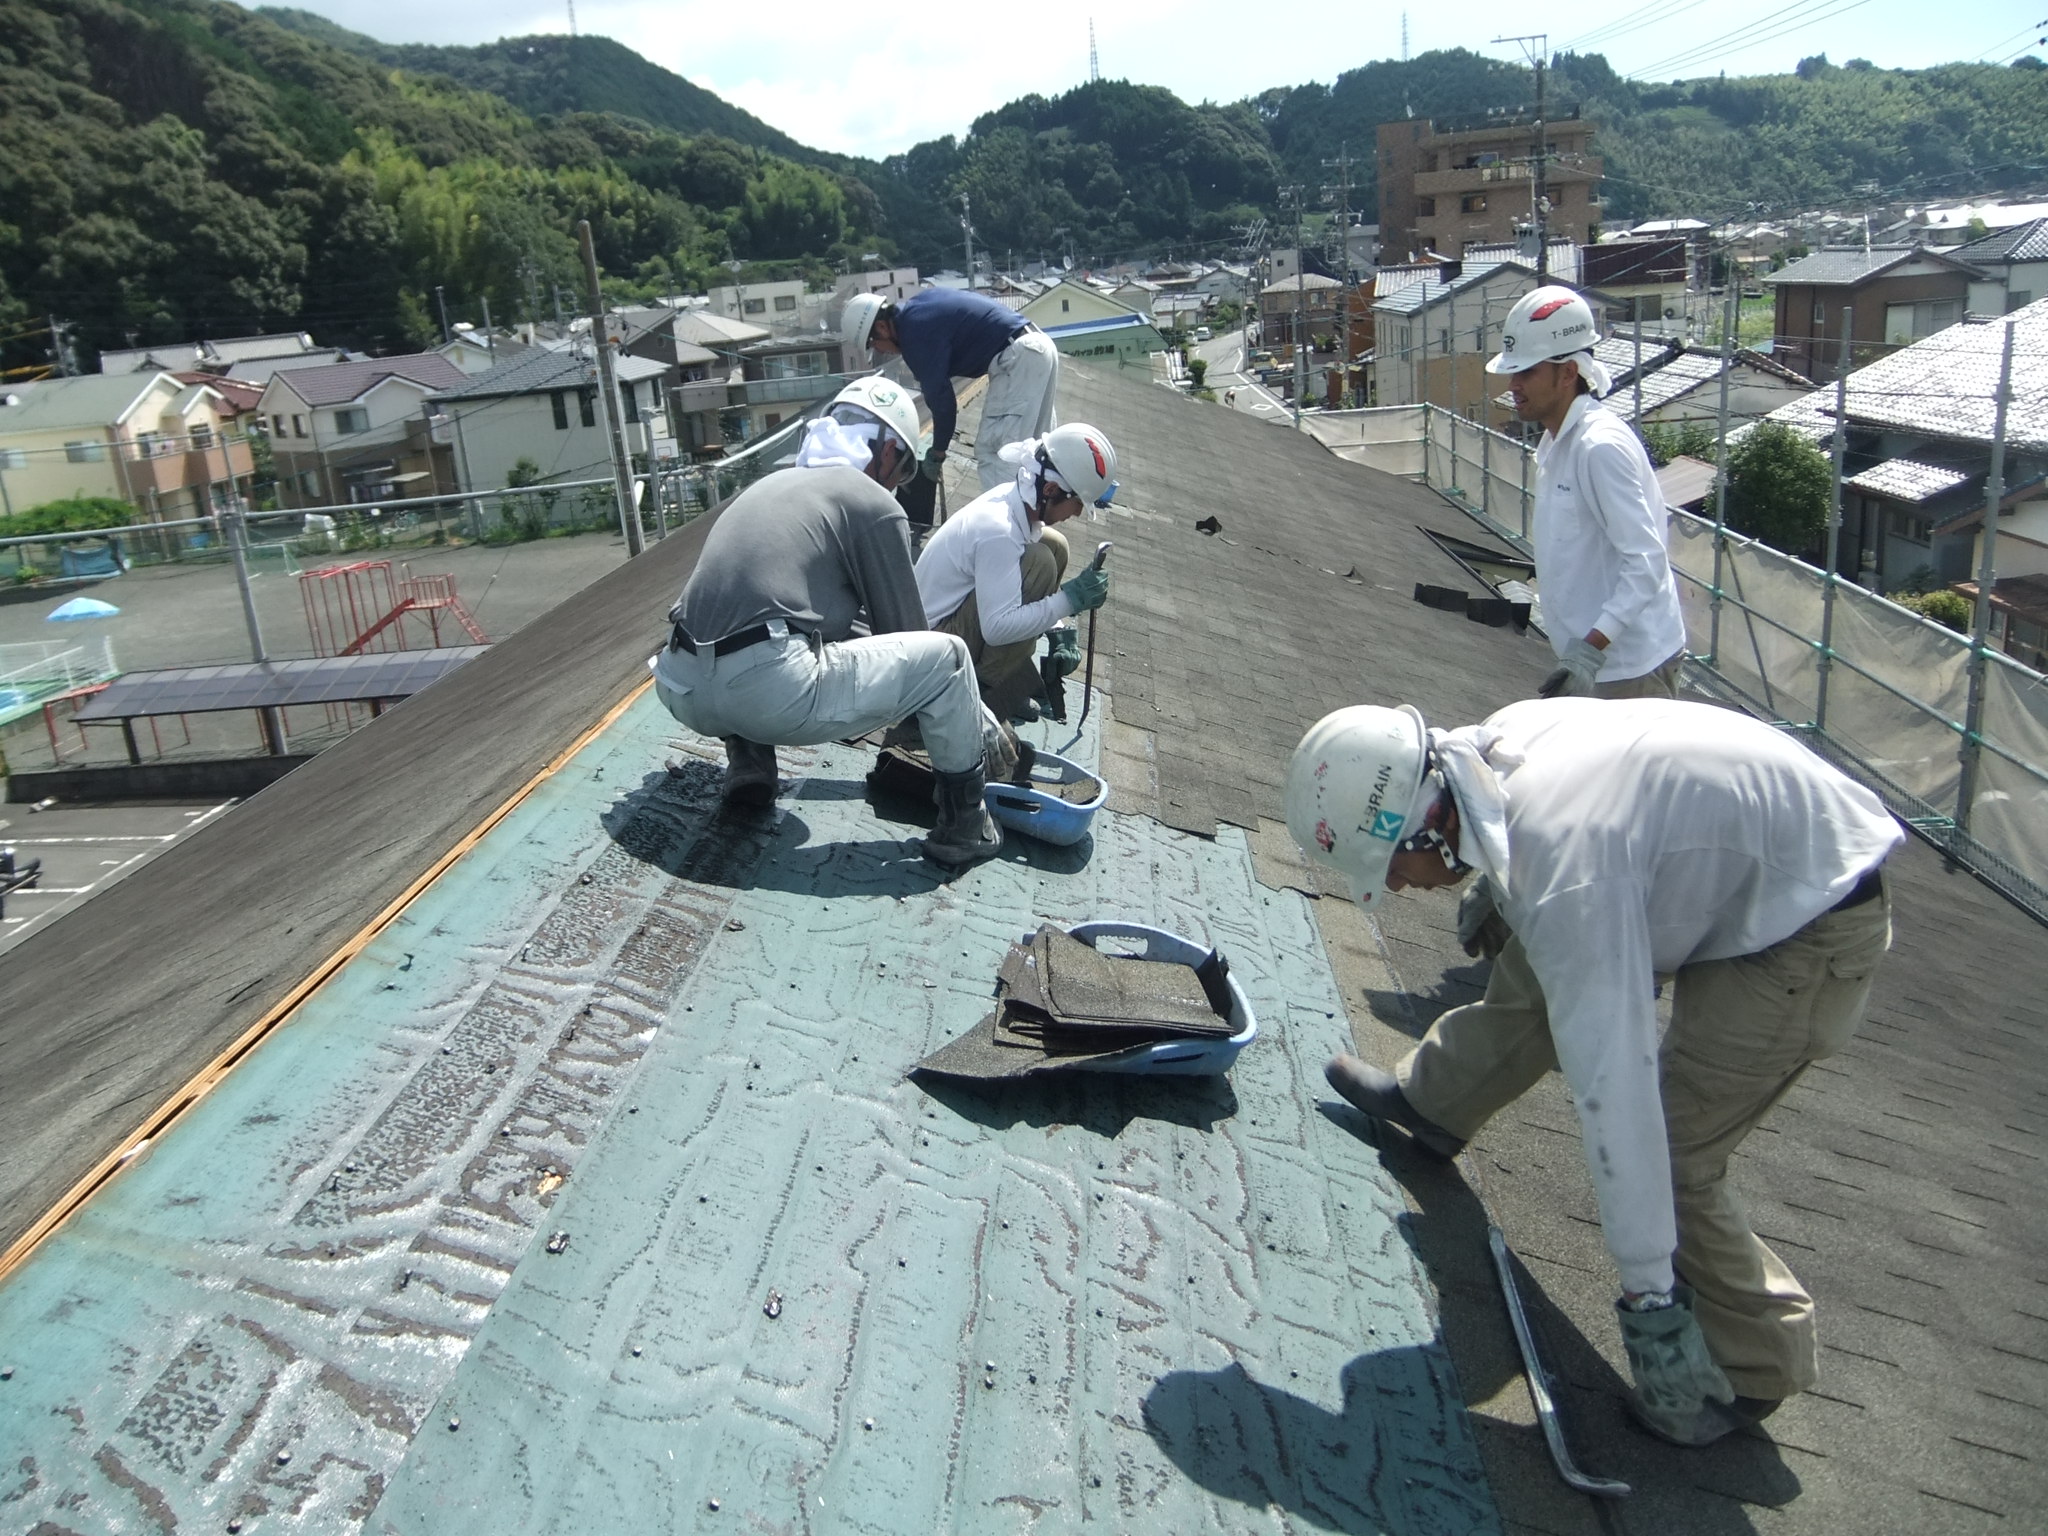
xmin=670 ymin=466 xmax=926 ymax=644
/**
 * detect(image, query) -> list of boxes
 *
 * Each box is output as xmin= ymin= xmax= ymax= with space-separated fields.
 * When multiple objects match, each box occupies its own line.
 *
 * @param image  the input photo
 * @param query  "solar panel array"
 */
xmin=71 ymin=647 xmax=488 ymax=721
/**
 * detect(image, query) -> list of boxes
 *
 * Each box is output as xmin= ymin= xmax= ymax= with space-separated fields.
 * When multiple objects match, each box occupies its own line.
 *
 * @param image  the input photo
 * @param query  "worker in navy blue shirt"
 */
xmin=842 ymin=289 xmax=1061 ymax=492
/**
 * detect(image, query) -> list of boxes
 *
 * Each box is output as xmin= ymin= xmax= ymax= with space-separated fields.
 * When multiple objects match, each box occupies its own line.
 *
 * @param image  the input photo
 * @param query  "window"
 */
xmin=66 ymin=439 xmax=104 ymax=462
xmin=550 ymin=390 xmax=569 ymax=430
xmin=272 ymin=413 xmax=287 ymax=437
xmin=773 ymin=294 xmax=797 ymax=312
xmin=292 ymin=415 xmax=307 ymax=438
xmin=1812 ymin=299 xmax=1826 ymax=325
xmin=2009 ymin=290 xmax=2035 ymax=313
xmin=1888 ymin=508 xmax=1933 ymax=546
xmin=0 ymin=448 xmax=25 ymax=469
xmin=191 ymin=421 xmax=213 ymax=449
xmin=300 ymin=470 xmax=319 ymax=496
xmin=1461 ymin=193 xmax=1487 ymax=214
xmin=1416 ymin=197 xmax=1436 ymax=218
xmin=742 ymin=297 xmax=767 ymax=315
xmin=333 ymin=407 xmax=368 ymax=435
xmin=1885 ymin=299 xmax=1961 ymax=344
xmin=621 ymin=382 xmax=639 ymax=424
xmin=578 ymin=388 xmax=596 ymax=428
xmin=1062 ymin=298 xmax=1070 ymax=312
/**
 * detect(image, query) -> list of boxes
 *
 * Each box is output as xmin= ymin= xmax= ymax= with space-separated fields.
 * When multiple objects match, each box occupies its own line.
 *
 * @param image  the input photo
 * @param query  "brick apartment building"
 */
xmin=1377 ymin=110 xmax=1602 ymax=264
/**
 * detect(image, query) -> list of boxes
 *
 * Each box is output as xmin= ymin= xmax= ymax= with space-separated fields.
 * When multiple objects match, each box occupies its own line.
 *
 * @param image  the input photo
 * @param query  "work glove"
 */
xmin=1456 ymin=876 xmax=1511 ymax=960
xmin=1047 ymin=625 xmax=1083 ymax=677
xmin=1061 ymin=566 xmax=1110 ymax=614
xmin=919 ymin=448 xmax=947 ymax=482
xmin=1537 ymin=636 xmax=1605 ymax=698
xmin=1616 ymin=1285 xmax=1736 ymax=1444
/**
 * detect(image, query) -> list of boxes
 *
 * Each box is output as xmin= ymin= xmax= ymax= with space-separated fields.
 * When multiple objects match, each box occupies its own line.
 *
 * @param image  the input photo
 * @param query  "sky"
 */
xmin=281 ymin=0 xmax=2047 ymax=160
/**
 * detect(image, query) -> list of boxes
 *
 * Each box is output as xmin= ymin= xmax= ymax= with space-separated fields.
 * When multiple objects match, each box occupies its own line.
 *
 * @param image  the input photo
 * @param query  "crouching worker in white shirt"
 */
xmin=1287 ymin=698 xmax=1902 ymax=1446
xmin=651 ymin=377 xmax=1007 ymax=868
xmin=914 ymin=425 xmax=1118 ymax=721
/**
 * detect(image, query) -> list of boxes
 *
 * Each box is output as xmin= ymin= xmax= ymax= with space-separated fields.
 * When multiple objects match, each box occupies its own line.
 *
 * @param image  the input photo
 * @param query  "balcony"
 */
xmin=669 ymin=378 xmax=736 ymax=416
xmin=116 ymin=436 xmax=255 ymax=495
xmin=738 ymin=373 xmax=850 ymax=407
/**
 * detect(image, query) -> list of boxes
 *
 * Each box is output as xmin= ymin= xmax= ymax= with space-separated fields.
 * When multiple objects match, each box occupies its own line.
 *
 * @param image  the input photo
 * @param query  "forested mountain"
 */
xmin=2 ymin=0 xmax=2042 ymax=378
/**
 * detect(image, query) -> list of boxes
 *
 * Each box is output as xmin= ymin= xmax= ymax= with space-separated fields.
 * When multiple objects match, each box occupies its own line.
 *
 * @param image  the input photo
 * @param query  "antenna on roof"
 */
xmin=1088 ymin=19 xmax=1101 ymax=82
xmin=566 ymin=0 xmax=577 ymax=36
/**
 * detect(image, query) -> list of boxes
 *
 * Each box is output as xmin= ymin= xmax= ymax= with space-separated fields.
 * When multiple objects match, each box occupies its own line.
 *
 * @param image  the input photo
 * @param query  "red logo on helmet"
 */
xmin=1315 ymin=818 xmax=1335 ymax=852
xmin=1086 ymin=437 xmax=1106 ymax=478
xmin=1529 ymin=297 xmax=1574 ymax=321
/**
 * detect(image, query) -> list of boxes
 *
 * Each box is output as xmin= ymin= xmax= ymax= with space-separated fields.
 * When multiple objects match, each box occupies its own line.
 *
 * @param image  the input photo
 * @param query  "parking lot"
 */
xmin=0 ymin=800 xmax=233 ymax=955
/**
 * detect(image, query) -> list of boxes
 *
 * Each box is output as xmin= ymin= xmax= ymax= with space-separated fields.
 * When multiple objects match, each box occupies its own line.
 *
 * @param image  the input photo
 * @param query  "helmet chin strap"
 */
xmin=1396 ymin=776 xmax=1471 ymax=874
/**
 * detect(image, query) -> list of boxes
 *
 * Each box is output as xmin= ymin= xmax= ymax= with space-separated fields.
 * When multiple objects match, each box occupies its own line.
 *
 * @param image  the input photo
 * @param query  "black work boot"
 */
xmin=1325 ymin=1055 xmax=1467 ymax=1159
xmin=720 ymin=737 xmax=779 ymax=811
xmin=923 ymin=767 xmax=1003 ymax=867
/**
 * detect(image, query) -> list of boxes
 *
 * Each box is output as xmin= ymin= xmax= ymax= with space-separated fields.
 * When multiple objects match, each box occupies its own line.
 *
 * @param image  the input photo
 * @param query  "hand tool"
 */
xmin=1076 ymin=541 xmax=1111 ymax=728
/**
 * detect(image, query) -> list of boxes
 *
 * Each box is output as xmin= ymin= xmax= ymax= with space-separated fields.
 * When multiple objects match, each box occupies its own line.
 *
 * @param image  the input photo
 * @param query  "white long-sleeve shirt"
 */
xmin=914 ymin=481 xmax=1072 ymax=645
xmin=1467 ymin=699 xmax=1902 ymax=1293
xmin=1533 ymin=395 xmax=1688 ymax=683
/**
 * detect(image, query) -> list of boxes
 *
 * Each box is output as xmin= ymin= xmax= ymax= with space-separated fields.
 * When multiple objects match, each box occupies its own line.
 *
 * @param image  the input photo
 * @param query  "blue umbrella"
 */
xmin=47 ymin=596 xmax=121 ymax=621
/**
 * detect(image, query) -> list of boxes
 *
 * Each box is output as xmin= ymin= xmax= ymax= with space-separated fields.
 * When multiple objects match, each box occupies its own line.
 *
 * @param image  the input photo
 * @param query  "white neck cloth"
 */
xmin=795 ymin=417 xmax=881 ymax=471
xmin=1428 ymin=724 xmax=1522 ymax=899
xmin=1568 ymin=349 xmax=1615 ymax=399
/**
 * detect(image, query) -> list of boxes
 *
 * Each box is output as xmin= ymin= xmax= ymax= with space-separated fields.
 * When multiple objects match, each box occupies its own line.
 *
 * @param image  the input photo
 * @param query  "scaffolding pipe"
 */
xmin=1705 ymin=276 xmax=1738 ymax=666
xmin=1814 ymin=308 xmax=1852 ymax=733
xmin=1955 ymin=319 xmax=2016 ymax=835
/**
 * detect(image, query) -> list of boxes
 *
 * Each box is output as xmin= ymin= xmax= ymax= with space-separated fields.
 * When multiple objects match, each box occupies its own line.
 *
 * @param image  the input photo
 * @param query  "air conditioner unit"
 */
xmin=426 ymin=412 xmax=453 ymax=446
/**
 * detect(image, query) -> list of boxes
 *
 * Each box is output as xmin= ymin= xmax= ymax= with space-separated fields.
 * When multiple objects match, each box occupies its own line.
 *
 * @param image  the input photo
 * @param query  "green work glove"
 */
xmin=1047 ymin=625 xmax=1083 ymax=677
xmin=1538 ymin=636 xmax=1605 ymax=698
xmin=919 ymin=448 xmax=947 ymax=481
xmin=1061 ymin=566 xmax=1110 ymax=614
xmin=1617 ymin=1285 xmax=1736 ymax=1444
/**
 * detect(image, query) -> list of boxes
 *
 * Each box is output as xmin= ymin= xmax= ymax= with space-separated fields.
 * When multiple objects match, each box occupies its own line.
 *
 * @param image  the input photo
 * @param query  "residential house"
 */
xmin=428 ymin=347 xmax=672 ymax=495
xmin=1377 ymin=110 xmax=1601 ymax=263
xmin=1914 ymin=200 xmax=2048 ymax=246
xmin=833 ymin=268 xmax=921 ymax=308
xmin=618 ymin=310 xmax=730 ymax=456
xmin=1462 ymin=240 xmax=1582 ymax=286
xmin=1588 ymin=335 xmax=1813 ymax=428
xmin=0 ymin=371 xmax=253 ymax=521
xmin=1761 ymin=246 xmax=1984 ymax=380
xmin=709 ymin=279 xmax=829 ymax=336
xmin=1952 ymin=218 xmax=2048 ymax=316
xmin=258 ymin=353 xmax=468 ymax=508
xmin=97 ymin=331 xmax=336 ymax=378
xmin=728 ymin=334 xmax=849 ymax=444
xmin=1152 ymin=294 xmax=1207 ymax=333
xmin=1749 ymin=299 xmax=2048 ymax=596
xmin=1368 ymin=261 xmax=1537 ymax=416
xmin=1021 ymin=282 xmax=1141 ymax=330
xmin=1192 ymin=265 xmax=1254 ymax=304
xmin=1580 ymin=238 xmax=1690 ymax=324
xmin=1260 ymin=272 xmax=1345 ymax=357
xmin=1109 ymin=279 xmax=1160 ymax=318
xmin=436 ymin=330 xmax=527 ymax=376
xmin=1037 ymin=312 xmax=1166 ymax=370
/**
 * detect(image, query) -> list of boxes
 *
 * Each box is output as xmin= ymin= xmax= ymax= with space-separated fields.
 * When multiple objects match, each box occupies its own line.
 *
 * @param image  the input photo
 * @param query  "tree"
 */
xmin=1724 ymin=423 xmax=1831 ymax=553
xmin=1639 ymin=420 xmax=1718 ymax=467
xmin=1896 ymin=589 xmax=1973 ymax=632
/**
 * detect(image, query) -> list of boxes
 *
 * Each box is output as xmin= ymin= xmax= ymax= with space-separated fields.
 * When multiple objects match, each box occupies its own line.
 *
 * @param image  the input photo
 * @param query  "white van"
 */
xmin=1193 ymin=326 xmax=1212 ymax=341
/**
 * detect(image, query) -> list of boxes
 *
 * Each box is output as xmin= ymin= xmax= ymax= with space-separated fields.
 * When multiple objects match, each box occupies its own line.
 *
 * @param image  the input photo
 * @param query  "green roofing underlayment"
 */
xmin=0 ymin=692 xmax=1498 ymax=1534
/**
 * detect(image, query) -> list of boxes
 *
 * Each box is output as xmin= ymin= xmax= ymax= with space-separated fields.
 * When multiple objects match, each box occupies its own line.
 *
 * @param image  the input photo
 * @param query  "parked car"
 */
xmin=1194 ymin=326 xmax=1212 ymax=342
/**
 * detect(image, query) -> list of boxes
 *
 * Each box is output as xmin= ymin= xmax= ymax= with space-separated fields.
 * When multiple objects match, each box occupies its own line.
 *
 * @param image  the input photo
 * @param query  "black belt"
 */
xmin=1830 ymin=865 xmax=1884 ymax=912
xmin=668 ymin=621 xmax=780 ymax=657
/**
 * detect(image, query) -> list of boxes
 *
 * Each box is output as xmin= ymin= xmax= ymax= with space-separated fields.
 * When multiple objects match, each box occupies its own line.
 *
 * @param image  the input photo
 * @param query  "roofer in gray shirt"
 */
xmin=650 ymin=378 xmax=1005 ymax=866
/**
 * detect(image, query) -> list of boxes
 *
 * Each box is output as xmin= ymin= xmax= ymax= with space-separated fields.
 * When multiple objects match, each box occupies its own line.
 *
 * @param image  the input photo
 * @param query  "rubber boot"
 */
xmin=721 ymin=736 xmax=779 ymax=811
xmin=923 ymin=767 xmax=1003 ymax=867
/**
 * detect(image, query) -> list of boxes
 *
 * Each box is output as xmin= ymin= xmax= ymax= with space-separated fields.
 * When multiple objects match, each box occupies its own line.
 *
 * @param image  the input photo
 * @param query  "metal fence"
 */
xmin=1305 ymin=402 xmax=2048 ymax=922
xmin=0 ymin=637 xmax=119 ymax=728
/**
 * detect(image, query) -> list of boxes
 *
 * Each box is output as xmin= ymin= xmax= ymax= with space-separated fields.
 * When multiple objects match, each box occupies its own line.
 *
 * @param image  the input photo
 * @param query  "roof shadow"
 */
xmin=913 ymin=1067 xmax=1239 ymax=1138
xmin=1140 ymin=1350 xmax=1499 ymax=1534
xmin=1360 ymin=963 xmax=1490 ymax=1038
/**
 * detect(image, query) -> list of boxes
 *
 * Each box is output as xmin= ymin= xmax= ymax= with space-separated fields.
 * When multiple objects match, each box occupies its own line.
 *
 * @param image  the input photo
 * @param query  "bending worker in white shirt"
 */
xmin=1288 ymin=698 xmax=1901 ymax=1446
xmin=914 ymin=425 xmax=1118 ymax=721
xmin=1487 ymin=287 xmax=1689 ymax=701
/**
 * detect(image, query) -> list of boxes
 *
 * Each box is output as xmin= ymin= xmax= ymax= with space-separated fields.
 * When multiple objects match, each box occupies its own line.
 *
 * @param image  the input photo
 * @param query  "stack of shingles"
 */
xmin=917 ymin=924 xmax=1233 ymax=1080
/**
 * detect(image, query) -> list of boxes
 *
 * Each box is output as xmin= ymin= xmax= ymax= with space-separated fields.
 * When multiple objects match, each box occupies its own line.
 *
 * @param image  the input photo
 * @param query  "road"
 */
xmin=0 ymin=799 xmax=232 ymax=954
xmin=1193 ymin=327 xmax=1297 ymax=425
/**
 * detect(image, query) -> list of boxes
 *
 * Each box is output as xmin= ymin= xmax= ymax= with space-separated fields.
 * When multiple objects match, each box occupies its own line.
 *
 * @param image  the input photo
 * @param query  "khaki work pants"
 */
xmin=1593 ymin=648 xmax=1685 ymax=699
xmin=933 ymin=526 xmax=1069 ymax=719
xmin=1397 ymin=878 xmax=1893 ymax=1399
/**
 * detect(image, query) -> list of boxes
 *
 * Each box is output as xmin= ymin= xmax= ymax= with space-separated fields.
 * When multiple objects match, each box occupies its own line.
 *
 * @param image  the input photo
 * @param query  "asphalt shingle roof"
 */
xmin=0 ymin=372 xmax=165 ymax=433
xmin=273 ymin=353 xmax=468 ymax=406
xmin=1764 ymin=246 xmax=1984 ymax=286
xmin=429 ymin=347 xmax=667 ymax=400
xmin=1952 ymin=217 xmax=2048 ymax=266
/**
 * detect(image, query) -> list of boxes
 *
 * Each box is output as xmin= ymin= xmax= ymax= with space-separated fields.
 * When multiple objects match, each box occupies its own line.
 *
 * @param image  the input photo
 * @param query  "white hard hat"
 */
xmin=825 ymin=374 xmax=922 ymax=456
xmin=842 ymin=293 xmax=888 ymax=356
xmin=1284 ymin=704 xmax=1437 ymax=911
xmin=1034 ymin=423 xmax=1119 ymax=507
xmin=1486 ymin=286 xmax=1599 ymax=375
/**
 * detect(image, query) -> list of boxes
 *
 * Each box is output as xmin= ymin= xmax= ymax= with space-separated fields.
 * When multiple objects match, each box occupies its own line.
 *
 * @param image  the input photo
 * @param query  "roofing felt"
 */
xmin=1761 ymin=296 xmax=2048 ymax=451
xmin=1952 ymin=216 xmax=2048 ymax=266
xmin=1843 ymin=457 xmax=1974 ymax=502
xmin=272 ymin=353 xmax=469 ymax=406
xmin=70 ymin=648 xmax=486 ymax=721
xmin=429 ymin=346 xmax=667 ymax=400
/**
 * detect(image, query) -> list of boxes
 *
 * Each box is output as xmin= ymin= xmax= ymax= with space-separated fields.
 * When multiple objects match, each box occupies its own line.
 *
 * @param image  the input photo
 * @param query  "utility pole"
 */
xmin=435 ymin=285 xmax=452 ymax=344
xmin=1282 ymin=185 xmax=1307 ymax=427
xmin=1493 ymin=34 xmax=1551 ymax=278
xmin=46 ymin=316 xmax=69 ymax=378
xmin=960 ymin=193 xmax=976 ymax=289
xmin=579 ymin=219 xmax=643 ymax=557
xmin=1956 ymin=319 xmax=2016 ymax=835
xmin=1322 ymin=146 xmax=1356 ymax=406
xmin=479 ymin=297 xmax=496 ymax=362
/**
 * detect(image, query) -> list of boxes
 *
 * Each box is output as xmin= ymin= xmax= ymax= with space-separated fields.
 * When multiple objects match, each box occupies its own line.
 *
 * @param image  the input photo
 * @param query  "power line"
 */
xmin=1628 ymin=0 xmax=1876 ymax=80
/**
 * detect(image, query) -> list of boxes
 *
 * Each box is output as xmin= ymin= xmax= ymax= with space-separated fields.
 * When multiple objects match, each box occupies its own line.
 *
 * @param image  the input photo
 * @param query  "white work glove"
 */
xmin=1537 ymin=637 xmax=1605 ymax=699
xmin=1456 ymin=877 xmax=1510 ymax=960
xmin=1616 ymin=1286 xmax=1735 ymax=1443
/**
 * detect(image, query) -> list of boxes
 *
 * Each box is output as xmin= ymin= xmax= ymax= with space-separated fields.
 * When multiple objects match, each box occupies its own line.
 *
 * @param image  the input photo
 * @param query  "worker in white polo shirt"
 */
xmin=1288 ymin=697 xmax=1901 ymax=1446
xmin=1488 ymin=286 xmax=1689 ymax=702
xmin=914 ymin=425 xmax=1117 ymax=721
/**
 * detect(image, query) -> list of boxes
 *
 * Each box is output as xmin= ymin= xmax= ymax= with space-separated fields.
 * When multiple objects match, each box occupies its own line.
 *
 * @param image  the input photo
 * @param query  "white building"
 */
xmin=255 ymin=354 xmax=470 ymax=507
xmin=428 ymin=348 xmax=672 ymax=495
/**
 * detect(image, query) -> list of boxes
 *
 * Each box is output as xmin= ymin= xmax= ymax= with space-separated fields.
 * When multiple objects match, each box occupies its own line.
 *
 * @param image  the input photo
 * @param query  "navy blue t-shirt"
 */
xmin=891 ymin=289 xmax=1028 ymax=454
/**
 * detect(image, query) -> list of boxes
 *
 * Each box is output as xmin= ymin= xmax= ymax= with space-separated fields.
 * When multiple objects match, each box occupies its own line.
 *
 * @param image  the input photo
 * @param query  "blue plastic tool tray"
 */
xmin=1059 ymin=920 xmax=1257 ymax=1076
xmin=983 ymin=748 xmax=1107 ymax=846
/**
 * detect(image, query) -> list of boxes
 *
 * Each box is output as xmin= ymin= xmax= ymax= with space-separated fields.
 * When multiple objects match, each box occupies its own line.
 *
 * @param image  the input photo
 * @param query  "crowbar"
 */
xmin=1076 ymin=540 xmax=1112 ymax=727
xmin=1488 ymin=1224 xmax=1631 ymax=1499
